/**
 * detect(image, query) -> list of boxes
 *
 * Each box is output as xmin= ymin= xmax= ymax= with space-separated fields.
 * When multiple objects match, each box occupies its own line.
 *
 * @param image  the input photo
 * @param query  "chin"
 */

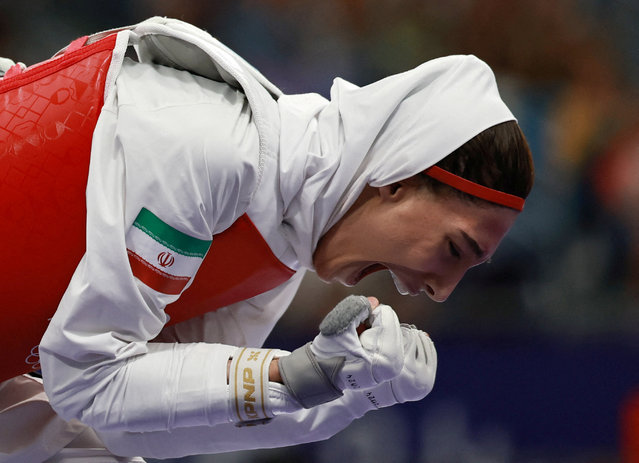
xmin=317 ymin=275 xmax=334 ymax=285
xmin=313 ymin=267 xmax=332 ymax=284
xmin=315 ymin=269 xmax=347 ymax=286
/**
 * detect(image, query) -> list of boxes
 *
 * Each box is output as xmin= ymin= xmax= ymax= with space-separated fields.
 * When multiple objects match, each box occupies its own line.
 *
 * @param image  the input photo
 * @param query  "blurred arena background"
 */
xmin=2 ymin=1 xmax=639 ymax=461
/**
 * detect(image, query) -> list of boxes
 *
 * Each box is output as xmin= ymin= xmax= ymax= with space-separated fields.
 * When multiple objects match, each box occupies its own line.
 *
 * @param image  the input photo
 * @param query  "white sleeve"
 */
xmin=98 ymin=388 xmax=374 ymax=459
xmin=39 ymin=60 xmax=270 ymax=433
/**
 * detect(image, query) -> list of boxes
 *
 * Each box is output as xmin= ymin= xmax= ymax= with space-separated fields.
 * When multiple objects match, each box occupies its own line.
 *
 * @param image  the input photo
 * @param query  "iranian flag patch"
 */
xmin=126 ymin=208 xmax=212 ymax=295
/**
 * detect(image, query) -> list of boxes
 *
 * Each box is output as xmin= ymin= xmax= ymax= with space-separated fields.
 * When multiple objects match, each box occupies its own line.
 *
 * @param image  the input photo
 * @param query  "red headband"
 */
xmin=424 ymin=166 xmax=525 ymax=211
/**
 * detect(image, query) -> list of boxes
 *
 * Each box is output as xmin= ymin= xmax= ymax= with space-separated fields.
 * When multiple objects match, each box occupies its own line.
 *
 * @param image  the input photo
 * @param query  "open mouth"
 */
xmin=350 ymin=263 xmax=387 ymax=286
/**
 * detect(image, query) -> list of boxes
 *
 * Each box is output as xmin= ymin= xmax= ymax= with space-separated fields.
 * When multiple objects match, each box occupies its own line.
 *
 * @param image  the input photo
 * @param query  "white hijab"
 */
xmin=277 ymin=55 xmax=516 ymax=269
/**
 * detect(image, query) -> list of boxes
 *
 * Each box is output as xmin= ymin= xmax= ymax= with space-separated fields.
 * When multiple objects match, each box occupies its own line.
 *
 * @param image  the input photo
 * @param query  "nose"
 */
xmin=427 ymin=268 xmax=466 ymax=302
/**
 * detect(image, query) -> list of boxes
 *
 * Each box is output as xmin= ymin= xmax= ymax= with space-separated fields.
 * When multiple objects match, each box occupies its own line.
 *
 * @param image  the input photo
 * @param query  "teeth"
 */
xmin=390 ymin=271 xmax=410 ymax=296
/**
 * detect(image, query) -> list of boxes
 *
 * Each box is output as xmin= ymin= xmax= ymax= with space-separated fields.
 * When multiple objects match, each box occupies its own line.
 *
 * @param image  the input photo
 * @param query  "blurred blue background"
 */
xmin=3 ymin=1 xmax=639 ymax=461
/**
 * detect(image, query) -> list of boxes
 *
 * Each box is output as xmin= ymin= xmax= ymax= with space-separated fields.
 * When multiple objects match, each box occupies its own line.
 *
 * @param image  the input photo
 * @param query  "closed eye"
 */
xmin=448 ymin=240 xmax=461 ymax=259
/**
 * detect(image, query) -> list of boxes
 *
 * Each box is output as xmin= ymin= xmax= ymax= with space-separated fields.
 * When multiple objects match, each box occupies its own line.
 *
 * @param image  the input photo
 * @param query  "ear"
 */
xmin=378 ymin=182 xmax=408 ymax=202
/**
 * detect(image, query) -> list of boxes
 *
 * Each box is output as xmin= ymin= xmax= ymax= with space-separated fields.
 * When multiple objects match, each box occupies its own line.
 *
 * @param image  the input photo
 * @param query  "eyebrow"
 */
xmin=461 ymin=231 xmax=487 ymax=260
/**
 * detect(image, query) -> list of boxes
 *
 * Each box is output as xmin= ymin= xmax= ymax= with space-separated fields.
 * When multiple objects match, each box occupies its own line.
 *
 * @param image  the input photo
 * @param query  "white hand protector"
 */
xmin=278 ymin=295 xmax=404 ymax=408
xmin=355 ymin=324 xmax=437 ymax=411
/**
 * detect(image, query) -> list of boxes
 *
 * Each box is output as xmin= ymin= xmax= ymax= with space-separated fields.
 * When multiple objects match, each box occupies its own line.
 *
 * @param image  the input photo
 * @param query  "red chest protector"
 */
xmin=0 ymin=35 xmax=294 ymax=382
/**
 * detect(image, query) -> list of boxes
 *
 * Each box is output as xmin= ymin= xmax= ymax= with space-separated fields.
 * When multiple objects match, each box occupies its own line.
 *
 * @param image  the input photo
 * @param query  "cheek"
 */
xmin=397 ymin=241 xmax=447 ymax=275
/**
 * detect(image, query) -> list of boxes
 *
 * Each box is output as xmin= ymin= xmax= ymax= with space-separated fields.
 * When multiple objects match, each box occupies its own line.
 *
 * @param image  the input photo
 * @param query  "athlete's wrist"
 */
xmin=227 ymin=357 xmax=282 ymax=384
xmin=269 ymin=357 xmax=283 ymax=383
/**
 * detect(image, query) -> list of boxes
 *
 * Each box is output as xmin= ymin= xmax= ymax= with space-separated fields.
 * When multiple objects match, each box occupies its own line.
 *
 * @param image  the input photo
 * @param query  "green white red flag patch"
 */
xmin=126 ymin=208 xmax=211 ymax=295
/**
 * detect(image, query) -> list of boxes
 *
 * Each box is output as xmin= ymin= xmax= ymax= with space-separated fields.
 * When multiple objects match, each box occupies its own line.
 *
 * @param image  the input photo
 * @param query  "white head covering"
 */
xmin=277 ymin=55 xmax=516 ymax=269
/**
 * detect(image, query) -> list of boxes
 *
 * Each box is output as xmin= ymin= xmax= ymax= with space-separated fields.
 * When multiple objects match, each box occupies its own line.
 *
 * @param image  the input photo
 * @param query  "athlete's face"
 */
xmin=312 ymin=179 xmax=519 ymax=302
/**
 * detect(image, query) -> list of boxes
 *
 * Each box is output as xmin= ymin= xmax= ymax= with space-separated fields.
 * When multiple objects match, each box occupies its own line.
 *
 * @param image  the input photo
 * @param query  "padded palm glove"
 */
xmin=355 ymin=324 xmax=437 ymax=411
xmin=278 ymin=295 xmax=404 ymax=408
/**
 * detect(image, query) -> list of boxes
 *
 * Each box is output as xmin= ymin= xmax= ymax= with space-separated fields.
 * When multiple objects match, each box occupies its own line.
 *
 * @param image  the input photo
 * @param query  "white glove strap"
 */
xmin=228 ymin=347 xmax=277 ymax=424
